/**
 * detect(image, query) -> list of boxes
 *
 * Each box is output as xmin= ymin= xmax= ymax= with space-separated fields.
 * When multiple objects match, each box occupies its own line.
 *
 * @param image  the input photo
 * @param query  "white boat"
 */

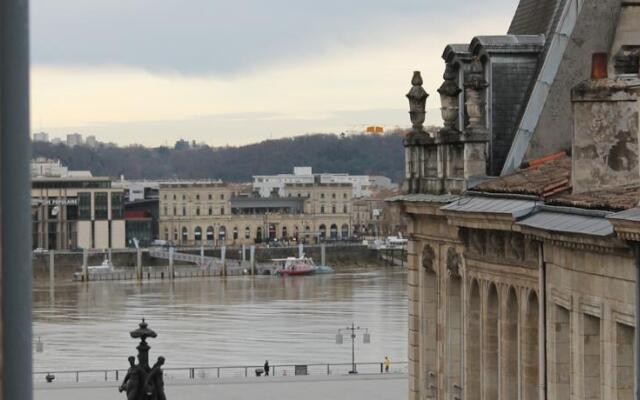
xmin=87 ymin=258 xmax=115 ymax=274
xmin=73 ymin=257 xmax=116 ymax=280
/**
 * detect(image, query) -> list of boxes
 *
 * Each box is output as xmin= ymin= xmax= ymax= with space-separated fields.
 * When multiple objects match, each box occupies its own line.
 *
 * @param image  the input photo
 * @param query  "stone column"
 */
xmin=136 ymin=247 xmax=142 ymax=280
xmin=200 ymin=244 xmax=204 ymax=268
xmin=82 ymin=248 xmax=89 ymax=281
xmin=321 ymin=243 xmax=326 ymax=266
xmin=48 ymin=250 xmax=55 ymax=286
xmin=241 ymin=244 xmax=246 ymax=263
xmin=298 ymin=243 xmax=304 ymax=258
xmin=250 ymin=245 xmax=256 ymax=275
xmin=169 ymin=247 xmax=175 ymax=279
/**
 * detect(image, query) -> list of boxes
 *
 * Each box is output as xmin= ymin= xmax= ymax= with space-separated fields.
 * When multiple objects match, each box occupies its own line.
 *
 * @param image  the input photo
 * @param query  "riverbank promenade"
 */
xmin=35 ymin=372 xmax=407 ymax=400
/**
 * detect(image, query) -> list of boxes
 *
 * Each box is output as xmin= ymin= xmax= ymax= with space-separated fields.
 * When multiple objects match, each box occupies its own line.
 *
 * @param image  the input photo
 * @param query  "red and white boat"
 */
xmin=273 ymin=257 xmax=316 ymax=276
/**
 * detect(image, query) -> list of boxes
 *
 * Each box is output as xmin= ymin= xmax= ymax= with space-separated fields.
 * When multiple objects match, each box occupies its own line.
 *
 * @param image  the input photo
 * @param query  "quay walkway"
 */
xmin=35 ymin=373 xmax=407 ymax=400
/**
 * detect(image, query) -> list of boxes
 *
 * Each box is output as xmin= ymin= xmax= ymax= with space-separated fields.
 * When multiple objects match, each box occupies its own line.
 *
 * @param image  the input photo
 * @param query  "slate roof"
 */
xmin=608 ymin=207 xmax=640 ymax=222
xmin=470 ymin=35 xmax=546 ymax=55
xmin=441 ymin=197 xmax=537 ymax=219
xmin=471 ymin=153 xmax=571 ymax=197
xmin=518 ymin=210 xmax=614 ymax=237
xmin=508 ymin=0 xmax=566 ymax=36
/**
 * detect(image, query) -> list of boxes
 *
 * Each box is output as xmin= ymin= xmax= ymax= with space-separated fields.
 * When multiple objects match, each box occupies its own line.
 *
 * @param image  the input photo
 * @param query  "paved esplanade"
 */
xmin=35 ymin=373 xmax=407 ymax=400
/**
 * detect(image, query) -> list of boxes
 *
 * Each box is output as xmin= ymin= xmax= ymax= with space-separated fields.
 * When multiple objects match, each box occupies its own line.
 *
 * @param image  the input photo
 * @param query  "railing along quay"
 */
xmin=34 ymin=361 xmax=408 ymax=383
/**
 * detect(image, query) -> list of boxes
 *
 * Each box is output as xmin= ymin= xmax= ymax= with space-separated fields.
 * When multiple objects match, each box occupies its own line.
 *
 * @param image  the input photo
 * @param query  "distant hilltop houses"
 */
xmin=32 ymin=132 xmax=117 ymax=148
xmin=30 ymin=159 xmax=405 ymax=251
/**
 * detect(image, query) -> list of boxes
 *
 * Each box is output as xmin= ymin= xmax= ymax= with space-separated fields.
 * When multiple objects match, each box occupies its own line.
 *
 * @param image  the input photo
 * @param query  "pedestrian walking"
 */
xmin=383 ymin=356 xmax=390 ymax=373
xmin=264 ymin=360 xmax=270 ymax=376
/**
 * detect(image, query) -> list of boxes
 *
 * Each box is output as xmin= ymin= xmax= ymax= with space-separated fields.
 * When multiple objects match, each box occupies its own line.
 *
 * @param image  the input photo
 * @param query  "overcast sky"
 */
xmin=31 ymin=0 xmax=517 ymax=146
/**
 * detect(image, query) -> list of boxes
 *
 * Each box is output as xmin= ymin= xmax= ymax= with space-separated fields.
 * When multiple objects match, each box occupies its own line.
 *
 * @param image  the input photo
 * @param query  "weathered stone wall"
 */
xmin=544 ymin=243 xmax=635 ymax=400
xmin=572 ymin=81 xmax=639 ymax=193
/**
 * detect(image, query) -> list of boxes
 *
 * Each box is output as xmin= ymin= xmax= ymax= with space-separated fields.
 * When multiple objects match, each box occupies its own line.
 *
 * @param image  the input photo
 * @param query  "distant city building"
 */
xmin=50 ymin=137 xmax=63 ymax=145
xmin=33 ymin=132 xmax=49 ymax=142
xmin=30 ymin=158 xmax=92 ymax=178
xmin=31 ymin=176 xmax=125 ymax=250
xmin=31 ymin=158 xmax=68 ymax=178
xmin=85 ymin=135 xmax=98 ymax=147
xmin=174 ymin=139 xmax=190 ymax=150
xmin=158 ymin=180 xmax=352 ymax=246
xmin=253 ymin=167 xmax=394 ymax=199
xmin=66 ymin=133 xmax=83 ymax=147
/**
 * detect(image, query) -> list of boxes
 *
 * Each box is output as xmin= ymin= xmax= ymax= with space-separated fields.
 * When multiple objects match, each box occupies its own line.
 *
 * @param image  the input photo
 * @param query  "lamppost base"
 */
xmin=348 ymin=370 xmax=358 ymax=374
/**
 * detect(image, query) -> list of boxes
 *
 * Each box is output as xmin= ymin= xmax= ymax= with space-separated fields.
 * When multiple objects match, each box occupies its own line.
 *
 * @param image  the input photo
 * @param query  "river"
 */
xmin=33 ymin=266 xmax=407 ymax=373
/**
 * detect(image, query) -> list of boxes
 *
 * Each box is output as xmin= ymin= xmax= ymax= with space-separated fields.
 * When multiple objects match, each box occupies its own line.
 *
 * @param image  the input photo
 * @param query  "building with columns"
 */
xmin=392 ymin=1 xmax=640 ymax=399
xmin=158 ymin=180 xmax=353 ymax=246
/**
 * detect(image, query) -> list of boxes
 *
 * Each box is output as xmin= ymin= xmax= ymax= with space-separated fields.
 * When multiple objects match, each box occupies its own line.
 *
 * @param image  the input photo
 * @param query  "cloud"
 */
xmin=32 ymin=0 xmax=517 ymax=76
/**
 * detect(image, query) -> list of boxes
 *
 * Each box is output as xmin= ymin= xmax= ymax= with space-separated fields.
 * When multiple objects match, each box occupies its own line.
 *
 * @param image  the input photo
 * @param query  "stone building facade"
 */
xmin=158 ymin=181 xmax=353 ymax=246
xmin=393 ymin=1 xmax=640 ymax=399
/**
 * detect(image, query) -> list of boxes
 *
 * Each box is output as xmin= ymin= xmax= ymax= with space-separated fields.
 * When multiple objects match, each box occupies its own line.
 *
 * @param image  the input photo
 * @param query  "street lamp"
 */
xmin=336 ymin=322 xmax=370 ymax=374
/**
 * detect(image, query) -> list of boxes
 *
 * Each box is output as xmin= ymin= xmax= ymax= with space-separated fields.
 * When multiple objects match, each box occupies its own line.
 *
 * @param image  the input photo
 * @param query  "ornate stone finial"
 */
xmin=437 ymin=64 xmax=462 ymax=130
xmin=406 ymin=71 xmax=429 ymax=132
xmin=464 ymin=57 xmax=488 ymax=131
xmin=465 ymin=57 xmax=488 ymax=91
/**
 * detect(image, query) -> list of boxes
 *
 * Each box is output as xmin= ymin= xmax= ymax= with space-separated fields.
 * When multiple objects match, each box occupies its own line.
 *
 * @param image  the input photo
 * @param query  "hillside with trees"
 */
xmin=33 ymin=133 xmax=407 ymax=182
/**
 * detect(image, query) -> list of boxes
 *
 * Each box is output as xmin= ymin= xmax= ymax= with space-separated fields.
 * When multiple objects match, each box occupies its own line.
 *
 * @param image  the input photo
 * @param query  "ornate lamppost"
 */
xmin=336 ymin=322 xmax=370 ymax=374
xmin=119 ymin=319 xmax=167 ymax=400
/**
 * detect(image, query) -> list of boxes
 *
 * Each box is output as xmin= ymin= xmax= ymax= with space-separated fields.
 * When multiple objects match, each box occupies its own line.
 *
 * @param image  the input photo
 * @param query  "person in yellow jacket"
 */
xmin=383 ymin=356 xmax=391 ymax=373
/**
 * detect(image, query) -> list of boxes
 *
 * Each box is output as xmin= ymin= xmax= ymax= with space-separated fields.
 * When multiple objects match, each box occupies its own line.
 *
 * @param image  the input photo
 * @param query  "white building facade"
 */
xmin=253 ymin=167 xmax=393 ymax=199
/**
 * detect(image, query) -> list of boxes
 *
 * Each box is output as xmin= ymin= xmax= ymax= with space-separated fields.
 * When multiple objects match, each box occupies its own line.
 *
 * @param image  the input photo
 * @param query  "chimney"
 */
xmin=571 ymin=55 xmax=640 ymax=194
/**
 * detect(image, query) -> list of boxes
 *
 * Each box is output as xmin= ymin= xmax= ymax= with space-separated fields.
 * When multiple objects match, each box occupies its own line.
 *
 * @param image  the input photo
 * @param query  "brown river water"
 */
xmin=33 ymin=266 xmax=407 ymax=373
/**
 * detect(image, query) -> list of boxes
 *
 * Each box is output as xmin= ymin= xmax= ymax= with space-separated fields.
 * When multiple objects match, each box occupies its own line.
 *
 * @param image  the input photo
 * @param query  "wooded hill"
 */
xmin=33 ymin=133 xmax=406 ymax=183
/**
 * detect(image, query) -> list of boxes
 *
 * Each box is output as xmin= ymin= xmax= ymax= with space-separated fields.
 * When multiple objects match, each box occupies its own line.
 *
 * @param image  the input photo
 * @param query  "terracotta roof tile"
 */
xmin=549 ymin=185 xmax=640 ymax=212
xmin=471 ymin=154 xmax=571 ymax=197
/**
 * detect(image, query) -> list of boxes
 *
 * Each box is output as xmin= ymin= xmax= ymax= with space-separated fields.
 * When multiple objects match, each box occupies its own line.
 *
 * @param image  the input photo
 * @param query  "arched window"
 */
xmin=194 ymin=226 xmax=202 ymax=242
xmin=245 ymin=226 xmax=251 ymax=239
xmin=196 ymin=207 xmax=200 ymax=216
xmin=343 ymin=205 xmax=348 ymax=213
xmin=164 ymin=227 xmax=169 ymax=240
xmin=256 ymin=227 xmax=263 ymax=242
xmin=319 ymin=224 xmax=327 ymax=239
xmin=208 ymin=207 xmax=212 ymax=215
xmin=196 ymin=194 xmax=200 ymax=200
xmin=330 ymin=224 xmax=338 ymax=239
xmin=341 ymin=224 xmax=349 ymax=239
xmin=282 ymin=226 xmax=288 ymax=238
xmin=206 ymin=226 xmax=214 ymax=242
xmin=182 ymin=207 xmax=186 ymax=216
xmin=181 ymin=226 xmax=188 ymax=243
xmin=233 ymin=227 xmax=239 ymax=240
xmin=218 ymin=226 xmax=226 ymax=241
xmin=321 ymin=206 xmax=325 ymax=214
xmin=332 ymin=206 xmax=336 ymax=214
xmin=173 ymin=228 xmax=178 ymax=241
